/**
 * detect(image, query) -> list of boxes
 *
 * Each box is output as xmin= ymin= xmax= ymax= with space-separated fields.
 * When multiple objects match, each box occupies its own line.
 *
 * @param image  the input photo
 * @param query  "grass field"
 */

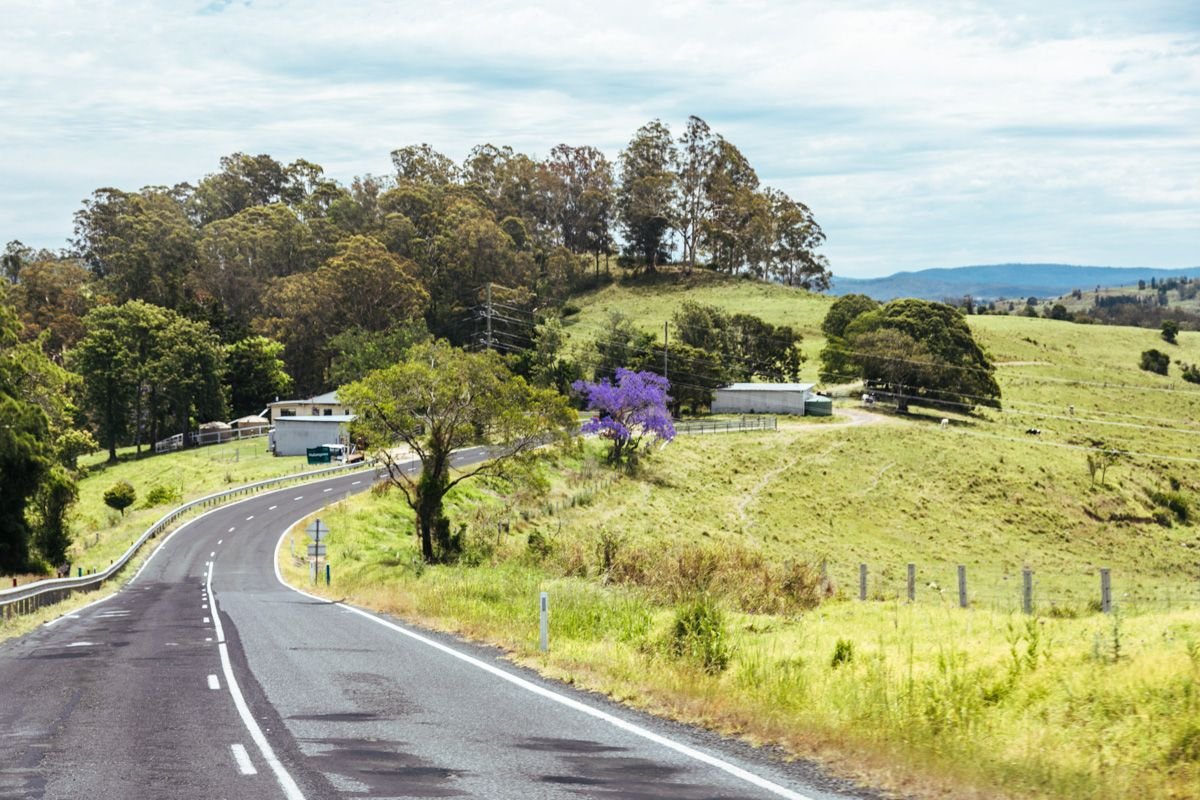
xmin=67 ymin=438 xmax=308 ymax=573
xmin=274 ymin=272 xmax=1200 ymax=799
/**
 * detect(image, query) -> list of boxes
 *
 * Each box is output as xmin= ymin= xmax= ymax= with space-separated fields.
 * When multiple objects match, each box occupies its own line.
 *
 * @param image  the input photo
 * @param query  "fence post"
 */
xmin=1100 ymin=568 xmax=1112 ymax=613
xmin=859 ymin=563 xmax=868 ymax=601
xmin=907 ymin=563 xmax=915 ymax=602
xmin=1022 ymin=568 xmax=1033 ymax=615
xmin=539 ymin=591 xmax=549 ymax=652
xmin=957 ymin=565 xmax=968 ymax=608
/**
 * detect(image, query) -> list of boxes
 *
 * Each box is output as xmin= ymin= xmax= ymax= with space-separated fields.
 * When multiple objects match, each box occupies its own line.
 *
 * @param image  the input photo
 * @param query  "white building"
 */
xmin=711 ymin=383 xmax=818 ymax=415
xmin=272 ymin=415 xmax=355 ymax=457
xmin=267 ymin=390 xmax=350 ymax=422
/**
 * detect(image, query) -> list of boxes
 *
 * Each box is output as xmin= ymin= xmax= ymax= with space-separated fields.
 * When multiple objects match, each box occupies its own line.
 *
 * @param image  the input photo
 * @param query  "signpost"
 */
xmin=306 ymin=519 xmax=330 ymax=583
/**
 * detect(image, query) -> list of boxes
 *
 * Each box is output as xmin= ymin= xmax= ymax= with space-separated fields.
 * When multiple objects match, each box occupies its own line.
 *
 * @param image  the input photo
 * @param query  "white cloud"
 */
xmin=1 ymin=0 xmax=1196 ymax=275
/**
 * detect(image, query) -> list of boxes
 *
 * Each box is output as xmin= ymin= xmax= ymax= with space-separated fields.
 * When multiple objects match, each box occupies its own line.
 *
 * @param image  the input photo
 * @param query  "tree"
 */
xmin=10 ymin=257 xmax=93 ymax=358
xmin=70 ymin=304 xmax=142 ymax=461
xmin=593 ymin=311 xmax=655 ymax=381
xmin=821 ymin=294 xmax=881 ymax=340
xmin=1048 ymin=303 xmax=1069 ymax=320
xmin=672 ymin=116 xmax=716 ymax=272
xmin=31 ymin=466 xmax=77 ymax=566
xmin=226 ymin=336 xmax=294 ymax=418
xmin=342 ymin=341 xmax=574 ymax=563
xmin=1140 ymin=348 xmax=1170 ymax=375
xmin=573 ymin=369 xmax=675 ymax=466
xmin=673 ymin=302 xmax=803 ymax=383
xmin=391 ymin=144 xmax=459 ymax=186
xmin=1161 ymin=320 xmax=1180 ymax=344
xmin=545 ymin=145 xmax=615 ymax=273
xmin=824 ymin=299 xmax=1000 ymax=411
xmin=103 ymin=481 xmax=136 ymax=516
xmin=326 ymin=322 xmax=429 ymax=387
xmin=617 ymin=120 xmax=676 ymax=269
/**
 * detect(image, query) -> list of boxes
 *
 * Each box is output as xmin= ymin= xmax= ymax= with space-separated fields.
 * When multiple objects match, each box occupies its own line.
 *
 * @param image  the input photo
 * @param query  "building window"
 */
xmin=324 ymin=409 xmax=332 ymax=416
xmin=280 ymin=409 xmax=295 ymax=417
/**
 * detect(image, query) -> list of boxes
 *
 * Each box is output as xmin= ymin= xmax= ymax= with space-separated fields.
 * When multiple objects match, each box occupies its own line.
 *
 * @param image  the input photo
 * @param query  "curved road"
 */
xmin=0 ymin=466 xmax=871 ymax=800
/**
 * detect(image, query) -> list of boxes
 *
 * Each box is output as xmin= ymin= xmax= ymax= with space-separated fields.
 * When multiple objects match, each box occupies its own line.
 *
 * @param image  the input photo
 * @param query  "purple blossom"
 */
xmin=573 ymin=369 xmax=674 ymax=463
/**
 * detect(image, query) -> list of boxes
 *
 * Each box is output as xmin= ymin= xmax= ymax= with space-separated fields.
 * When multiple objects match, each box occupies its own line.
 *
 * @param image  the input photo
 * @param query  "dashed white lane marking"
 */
xmin=204 ymin=616 xmax=210 ymax=624
xmin=208 ymin=674 xmax=220 ymax=690
xmin=294 ymin=496 xmax=303 ymax=501
xmin=218 ymin=539 xmax=223 ymax=545
xmin=210 ymin=551 xmax=216 ymax=557
xmin=351 ymin=480 xmax=361 ymax=486
xmin=272 ymin=526 xmax=814 ymax=800
xmin=210 ymin=564 xmax=305 ymax=798
xmin=66 ymin=641 xmax=95 ymax=647
xmin=322 ymin=488 xmax=332 ymax=493
xmin=268 ymin=505 xmax=278 ymax=511
xmin=246 ymin=515 xmax=254 ymax=521
xmin=230 ymin=743 xmax=257 ymax=776
xmin=96 ymin=610 xmax=130 ymax=618
xmin=202 ymin=604 xmax=209 ymax=610
xmin=206 ymin=637 xmax=213 ymax=642
xmin=228 ymin=527 xmax=236 ymax=533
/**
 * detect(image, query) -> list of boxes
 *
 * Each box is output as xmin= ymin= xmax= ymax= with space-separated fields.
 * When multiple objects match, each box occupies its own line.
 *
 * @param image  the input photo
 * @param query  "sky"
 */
xmin=1 ymin=1 xmax=1197 ymax=278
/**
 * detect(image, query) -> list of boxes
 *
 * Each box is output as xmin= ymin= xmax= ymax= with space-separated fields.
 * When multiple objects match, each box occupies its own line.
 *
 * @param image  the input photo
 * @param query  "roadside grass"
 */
xmin=68 ymin=439 xmax=308 ymax=573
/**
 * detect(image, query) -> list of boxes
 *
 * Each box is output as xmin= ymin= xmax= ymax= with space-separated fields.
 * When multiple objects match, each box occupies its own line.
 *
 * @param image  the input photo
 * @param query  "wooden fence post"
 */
xmin=1022 ymin=568 xmax=1033 ymax=615
xmin=907 ymin=563 xmax=916 ymax=602
xmin=957 ymin=565 xmax=968 ymax=608
xmin=1100 ymin=568 xmax=1112 ymax=614
xmin=859 ymin=563 xmax=868 ymax=601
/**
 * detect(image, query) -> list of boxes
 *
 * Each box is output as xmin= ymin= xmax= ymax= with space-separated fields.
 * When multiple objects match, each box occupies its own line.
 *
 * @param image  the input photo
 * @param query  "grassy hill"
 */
xmin=273 ymin=272 xmax=1200 ymax=799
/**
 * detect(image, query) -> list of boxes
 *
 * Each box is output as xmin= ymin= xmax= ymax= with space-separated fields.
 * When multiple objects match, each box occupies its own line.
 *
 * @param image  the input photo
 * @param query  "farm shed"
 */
xmin=711 ymin=383 xmax=817 ymax=415
xmin=271 ymin=415 xmax=355 ymax=457
xmin=267 ymin=390 xmax=351 ymax=422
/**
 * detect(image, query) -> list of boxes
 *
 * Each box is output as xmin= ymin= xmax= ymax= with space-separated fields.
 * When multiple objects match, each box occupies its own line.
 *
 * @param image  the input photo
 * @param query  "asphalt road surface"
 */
xmin=0 ymin=460 xmax=873 ymax=800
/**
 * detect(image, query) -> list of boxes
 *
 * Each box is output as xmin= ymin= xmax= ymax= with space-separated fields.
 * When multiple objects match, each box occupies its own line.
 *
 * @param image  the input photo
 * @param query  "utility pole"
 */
xmin=485 ymin=282 xmax=494 ymax=351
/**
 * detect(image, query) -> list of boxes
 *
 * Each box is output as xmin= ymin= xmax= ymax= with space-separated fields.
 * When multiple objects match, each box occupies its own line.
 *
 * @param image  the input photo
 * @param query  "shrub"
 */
xmin=669 ymin=594 xmax=732 ymax=674
xmin=1180 ymin=362 xmax=1200 ymax=384
xmin=1149 ymin=489 xmax=1191 ymax=524
xmin=141 ymin=484 xmax=182 ymax=508
xmin=831 ymin=638 xmax=855 ymax=668
xmin=103 ymin=481 xmax=136 ymax=516
xmin=1162 ymin=320 xmax=1180 ymax=344
xmin=1140 ymin=348 xmax=1170 ymax=375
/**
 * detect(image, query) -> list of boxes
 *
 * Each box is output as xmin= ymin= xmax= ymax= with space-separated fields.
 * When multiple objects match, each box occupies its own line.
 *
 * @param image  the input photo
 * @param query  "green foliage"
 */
xmin=1181 ymin=362 xmax=1200 ymax=384
xmin=103 ymin=480 xmax=136 ymax=516
xmin=1139 ymin=348 xmax=1170 ymax=375
xmin=830 ymin=638 xmax=855 ymax=668
xmin=326 ymin=322 xmax=429 ymax=387
xmin=225 ymin=336 xmax=294 ymax=417
xmin=672 ymin=300 xmax=803 ymax=383
xmin=343 ymin=340 xmax=575 ymax=563
xmin=142 ymin=484 xmax=183 ymax=508
xmin=1148 ymin=489 xmax=1190 ymax=524
xmin=1161 ymin=319 xmax=1179 ymax=344
xmin=30 ymin=465 xmax=77 ymax=566
xmin=820 ymin=293 xmax=880 ymax=339
xmin=668 ymin=594 xmax=732 ymax=674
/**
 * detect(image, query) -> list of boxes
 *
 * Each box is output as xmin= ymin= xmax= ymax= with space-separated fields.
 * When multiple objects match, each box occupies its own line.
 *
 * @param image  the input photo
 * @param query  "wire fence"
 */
xmin=674 ymin=416 xmax=778 ymax=435
xmin=825 ymin=561 xmax=1200 ymax=617
xmin=0 ymin=459 xmax=375 ymax=622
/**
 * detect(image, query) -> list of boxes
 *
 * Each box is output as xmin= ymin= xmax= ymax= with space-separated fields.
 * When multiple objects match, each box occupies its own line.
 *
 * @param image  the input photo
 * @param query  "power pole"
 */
xmin=485 ymin=282 xmax=494 ymax=351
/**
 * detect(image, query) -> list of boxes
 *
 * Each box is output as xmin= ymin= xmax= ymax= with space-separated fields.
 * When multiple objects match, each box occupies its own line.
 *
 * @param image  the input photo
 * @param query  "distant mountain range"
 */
xmin=829 ymin=264 xmax=1199 ymax=302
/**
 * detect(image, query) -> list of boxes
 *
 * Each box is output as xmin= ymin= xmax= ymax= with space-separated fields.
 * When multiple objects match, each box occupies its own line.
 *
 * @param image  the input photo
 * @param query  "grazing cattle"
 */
xmin=1026 ymin=428 xmax=1042 ymax=435
xmin=940 ymin=418 xmax=949 ymax=428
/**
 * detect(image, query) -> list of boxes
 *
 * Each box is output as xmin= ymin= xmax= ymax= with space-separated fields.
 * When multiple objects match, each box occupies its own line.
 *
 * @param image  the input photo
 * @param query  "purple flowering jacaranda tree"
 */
xmin=572 ymin=368 xmax=675 ymax=465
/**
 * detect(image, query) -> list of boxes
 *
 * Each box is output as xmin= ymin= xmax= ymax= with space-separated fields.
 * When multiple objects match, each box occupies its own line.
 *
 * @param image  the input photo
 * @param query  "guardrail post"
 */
xmin=957 ymin=565 xmax=968 ymax=608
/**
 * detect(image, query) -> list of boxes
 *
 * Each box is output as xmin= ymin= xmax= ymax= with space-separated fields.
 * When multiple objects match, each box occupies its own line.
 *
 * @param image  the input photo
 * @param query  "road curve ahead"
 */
xmin=0 ymin=467 xmax=871 ymax=800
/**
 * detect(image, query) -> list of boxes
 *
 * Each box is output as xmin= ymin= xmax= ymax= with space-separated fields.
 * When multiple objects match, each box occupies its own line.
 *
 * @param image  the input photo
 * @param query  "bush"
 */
xmin=141 ymin=484 xmax=182 ymax=508
xmin=1180 ymin=362 xmax=1200 ymax=384
xmin=1140 ymin=348 xmax=1170 ymax=375
xmin=103 ymin=481 xmax=136 ymax=516
xmin=1149 ymin=489 xmax=1191 ymax=524
xmin=1162 ymin=320 xmax=1180 ymax=344
xmin=669 ymin=594 xmax=732 ymax=674
xmin=831 ymin=638 xmax=855 ymax=668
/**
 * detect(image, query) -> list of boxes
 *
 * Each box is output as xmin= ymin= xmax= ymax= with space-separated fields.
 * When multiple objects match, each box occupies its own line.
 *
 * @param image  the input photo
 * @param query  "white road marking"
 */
xmin=210 ymin=563 xmax=306 ymax=799
xmin=229 ymin=527 xmax=236 ymax=533
xmin=230 ymin=743 xmax=257 ymax=776
xmin=246 ymin=515 xmax=254 ymax=521
xmin=208 ymin=674 xmax=220 ymax=690
xmin=210 ymin=551 xmax=216 ymax=557
xmin=322 ymin=488 xmax=332 ymax=493
xmin=351 ymin=481 xmax=361 ymax=486
xmin=294 ymin=496 xmax=303 ymax=501
xmin=273 ymin=526 xmax=814 ymax=800
xmin=268 ymin=505 xmax=277 ymax=511
xmin=202 ymin=604 xmax=208 ymax=610
xmin=66 ymin=641 xmax=95 ymax=647
xmin=96 ymin=610 xmax=130 ymax=618
xmin=218 ymin=539 xmax=223 ymax=545
xmin=206 ymin=637 xmax=213 ymax=642
xmin=204 ymin=616 xmax=210 ymax=624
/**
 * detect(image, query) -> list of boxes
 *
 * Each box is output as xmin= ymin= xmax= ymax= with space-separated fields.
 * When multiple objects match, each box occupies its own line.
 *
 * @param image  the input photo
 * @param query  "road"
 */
xmin=0 ymin=462 xmax=872 ymax=800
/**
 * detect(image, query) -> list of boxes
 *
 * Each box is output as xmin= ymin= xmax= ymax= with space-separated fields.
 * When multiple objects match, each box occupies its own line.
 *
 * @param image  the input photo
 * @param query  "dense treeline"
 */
xmin=0 ymin=116 xmax=830 ymax=573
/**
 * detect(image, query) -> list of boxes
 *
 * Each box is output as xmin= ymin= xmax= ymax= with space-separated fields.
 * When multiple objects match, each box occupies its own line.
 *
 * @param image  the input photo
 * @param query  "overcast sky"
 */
xmin=2 ymin=1 xmax=1197 ymax=277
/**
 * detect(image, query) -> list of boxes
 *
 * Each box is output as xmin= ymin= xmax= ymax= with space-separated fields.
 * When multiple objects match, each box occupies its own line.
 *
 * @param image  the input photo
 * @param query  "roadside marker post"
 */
xmin=539 ymin=592 xmax=549 ymax=652
xmin=305 ymin=519 xmax=330 ymax=585
xmin=906 ymin=563 xmax=915 ymax=603
xmin=957 ymin=565 xmax=968 ymax=609
xmin=1100 ymin=568 xmax=1112 ymax=613
xmin=1022 ymin=568 xmax=1034 ymax=615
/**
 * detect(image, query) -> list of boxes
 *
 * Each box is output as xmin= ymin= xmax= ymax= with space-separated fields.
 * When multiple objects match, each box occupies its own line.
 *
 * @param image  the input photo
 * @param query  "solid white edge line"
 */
xmin=231 ymin=743 xmax=258 ymax=776
xmin=208 ymin=674 xmax=220 ymax=690
xmin=271 ymin=526 xmax=815 ymax=800
xmin=209 ymin=562 xmax=305 ymax=800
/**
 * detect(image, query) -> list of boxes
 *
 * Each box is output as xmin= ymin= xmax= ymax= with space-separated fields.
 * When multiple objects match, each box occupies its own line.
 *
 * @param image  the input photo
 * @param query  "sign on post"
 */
xmin=307 ymin=543 xmax=327 ymax=558
xmin=305 ymin=519 xmax=330 ymax=583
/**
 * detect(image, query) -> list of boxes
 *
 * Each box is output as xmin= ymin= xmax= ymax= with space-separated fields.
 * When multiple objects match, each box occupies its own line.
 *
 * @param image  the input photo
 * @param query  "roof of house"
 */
xmin=274 ymin=415 xmax=356 ymax=423
xmin=717 ymin=383 xmax=816 ymax=392
xmin=269 ymin=390 xmax=340 ymax=407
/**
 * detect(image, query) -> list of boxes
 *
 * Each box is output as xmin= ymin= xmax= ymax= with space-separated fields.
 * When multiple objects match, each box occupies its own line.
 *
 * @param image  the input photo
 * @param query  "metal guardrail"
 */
xmin=673 ymin=415 xmax=778 ymax=435
xmin=0 ymin=459 xmax=376 ymax=620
